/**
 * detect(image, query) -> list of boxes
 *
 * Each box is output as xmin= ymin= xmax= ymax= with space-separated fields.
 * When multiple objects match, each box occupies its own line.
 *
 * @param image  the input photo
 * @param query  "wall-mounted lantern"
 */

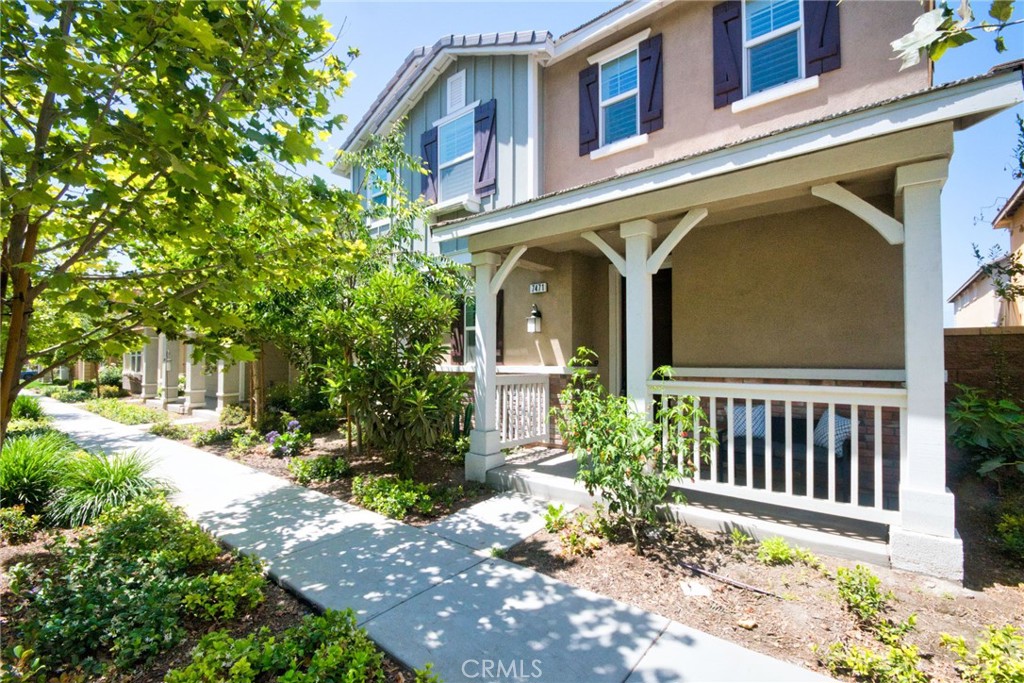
xmin=527 ymin=304 xmax=542 ymax=334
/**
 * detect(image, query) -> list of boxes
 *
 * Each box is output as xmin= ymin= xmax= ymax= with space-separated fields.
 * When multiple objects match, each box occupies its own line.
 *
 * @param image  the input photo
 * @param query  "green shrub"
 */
xmin=996 ymin=512 xmax=1024 ymax=560
xmin=5 ymin=498 xmax=232 ymax=677
xmin=554 ymin=349 xmax=716 ymax=554
xmin=97 ymin=364 xmax=123 ymax=387
xmin=821 ymin=642 xmax=927 ymax=683
xmin=557 ymin=510 xmax=606 ymax=558
xmin=11 ymin=394 xmax=43 ymax=420
xmin=544 ymin=503 xmax=568 ymax=533
xmin=84 ymin=398 xmax=168 ymax=425
xmin=0 ymin=506 xmax=40 ymax=544
xmin=191 ymin=425 xmax=242 ymax=446
xmin=296 ymin=408 xmax=339 ymax=434
xmin=6 ymin=417 xmax=53 ymax=438
xmin=265 ymin=420 xmax=312 ymax=458
xmin=218 ymin=404 xmax=248 ymax=427
xmin=352 ymin=475 xmax=435 ymax=519
xmin=48 ymin=451 xmax=167 ymax=527
xmin=150 ymin=421 xmax=195 ymax=440
xmin=757 ymin=536 xmax=796 ymax=565
xmin=0 ymin=431 xmax=76 ymax=515
xmin=50 ymin=377 xmax=69 ymax=386
xmin=289 ymin=455 xmax=351 ymax=486
xmin=53 ymin=388 xmax=90 ymax=403
xmin=948 ymin=386 xmax=1024 ymax=480
xmin=165 ymin=610 xmax=391 ymax=683
xmin=182 ymin=556 xmax=266 ymax=622
xmin=942 ymin=624 xmax=1024 ymax=683
xmin=229 ymin=428 xmax=262 ymax=453
xmin=836 ymin=564 xmax=892 ymax=623
xmin=97 ymin=385 xmax=124 ymax=399
xmin=71 ymin=380 xmax=97 ymax=393
xmin=35 ymin=384 xmax=63 ymax=397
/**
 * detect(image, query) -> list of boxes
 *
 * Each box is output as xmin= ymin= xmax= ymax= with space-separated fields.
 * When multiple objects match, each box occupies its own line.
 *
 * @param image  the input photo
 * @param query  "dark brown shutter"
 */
xmin=450 ymin=298 xmax=465 ymax=364
xmin=495 ymin=289 xmax=505 ymax=364
xmin=712 ymin=1 xmax=743 ymax=109
xmin=638 ymin=33 xmax=664 ymax=134
xmin=420 ymin=127 xmax=438 ymax=201
xmin=474 ymin=99 xmax=497 ymax=196
xmin=804 ymin=0 xmax=841 ymax=76
xmin=578 ymin=64 xmax=600 ymax=155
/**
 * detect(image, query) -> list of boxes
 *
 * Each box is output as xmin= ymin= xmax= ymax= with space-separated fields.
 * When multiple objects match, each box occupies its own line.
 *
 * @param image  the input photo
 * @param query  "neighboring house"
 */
xmin=339 ymin=0 xmax=1024 ymax=581
xmin=948 ymin=182 xmax=1024 ymax=327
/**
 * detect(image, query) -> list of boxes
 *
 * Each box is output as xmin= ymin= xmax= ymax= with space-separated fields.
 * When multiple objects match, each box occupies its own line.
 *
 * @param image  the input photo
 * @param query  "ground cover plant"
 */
xmin=84 ymin=398 xmax=168 ymax=425
xmin=11 ymin=395 xmax=43 ymax=421
xmin=288 ymin=455 xmax=351 ymax=486
xmin=351 ymin=475 xmax=437 ymax=520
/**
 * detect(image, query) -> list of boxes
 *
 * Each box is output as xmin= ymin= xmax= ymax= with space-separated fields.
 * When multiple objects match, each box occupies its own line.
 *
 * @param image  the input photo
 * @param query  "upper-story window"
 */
xmin=743 ymin=0 xmax=802 ymax=95
xmin=438 ymin=110 xmax=475 ymax=201
xmin=599 ymin=50 xmax=639 ymax=146
xmin=369 ymin=168 xmax=390 ymax=206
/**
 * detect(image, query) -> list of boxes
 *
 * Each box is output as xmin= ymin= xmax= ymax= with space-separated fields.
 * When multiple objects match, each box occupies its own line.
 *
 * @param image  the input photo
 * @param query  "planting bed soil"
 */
xmin=506 ymin=477 xmax=1023 ymax=682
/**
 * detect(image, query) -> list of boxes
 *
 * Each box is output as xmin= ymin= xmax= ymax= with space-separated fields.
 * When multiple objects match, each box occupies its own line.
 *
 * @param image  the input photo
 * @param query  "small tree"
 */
xmin=893 ymin=1 xmax=1021 ymax=69
xmin=553 ymin=348 xmax=716 ymax=554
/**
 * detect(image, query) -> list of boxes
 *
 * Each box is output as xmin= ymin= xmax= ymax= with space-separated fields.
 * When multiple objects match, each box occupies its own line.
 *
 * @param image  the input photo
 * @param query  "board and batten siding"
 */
xmin=352 ymin=54 xmax=533 ymax=229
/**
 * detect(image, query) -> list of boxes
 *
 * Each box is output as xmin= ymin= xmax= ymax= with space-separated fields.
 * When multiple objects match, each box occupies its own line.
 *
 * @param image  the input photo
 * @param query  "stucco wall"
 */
xmin=542 ymin=0 xmax=930 ymax=194
xmin=952 ymin=279 xmax=1002 ymax=328
xmin=671 ymin=202 xmax=905 ymax=369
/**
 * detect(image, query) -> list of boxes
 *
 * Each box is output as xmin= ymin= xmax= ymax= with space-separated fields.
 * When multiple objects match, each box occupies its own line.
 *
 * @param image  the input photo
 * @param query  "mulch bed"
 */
xmin=505 ymin=476 xmax=1024 ymax=682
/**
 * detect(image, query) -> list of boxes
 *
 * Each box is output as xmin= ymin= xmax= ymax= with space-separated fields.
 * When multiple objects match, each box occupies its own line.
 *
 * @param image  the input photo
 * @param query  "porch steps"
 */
xmin=487 ymin=448 xmax=892 ymax=568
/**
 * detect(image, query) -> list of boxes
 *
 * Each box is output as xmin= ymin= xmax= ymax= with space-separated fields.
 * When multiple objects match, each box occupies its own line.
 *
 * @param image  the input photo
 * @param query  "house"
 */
xmin=948 ymin=181 xmax=1024 ymax=327
xmin=340 ymin=0 xmax=1024 ymax=581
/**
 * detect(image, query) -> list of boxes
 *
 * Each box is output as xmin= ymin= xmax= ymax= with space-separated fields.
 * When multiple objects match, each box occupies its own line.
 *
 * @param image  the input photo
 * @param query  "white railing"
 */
xmin=648 ymin=379 xmax=907 ymax=525
xmin=496 ymin=374 xmax=549 ymax=447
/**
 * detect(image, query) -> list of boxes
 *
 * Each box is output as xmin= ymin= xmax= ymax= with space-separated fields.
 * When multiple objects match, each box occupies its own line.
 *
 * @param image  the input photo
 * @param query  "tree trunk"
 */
xmin=252 ymin=348 xmax=267 ymax=428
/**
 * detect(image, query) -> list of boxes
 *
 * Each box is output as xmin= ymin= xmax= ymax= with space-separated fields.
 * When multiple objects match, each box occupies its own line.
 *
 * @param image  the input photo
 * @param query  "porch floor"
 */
xmin=488 ymin=447 xmax=892 ymax=567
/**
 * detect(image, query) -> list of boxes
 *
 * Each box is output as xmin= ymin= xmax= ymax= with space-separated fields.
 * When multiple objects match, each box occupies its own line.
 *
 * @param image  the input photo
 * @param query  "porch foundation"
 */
xmin=889 ymin=528 xmax=964 ymax=582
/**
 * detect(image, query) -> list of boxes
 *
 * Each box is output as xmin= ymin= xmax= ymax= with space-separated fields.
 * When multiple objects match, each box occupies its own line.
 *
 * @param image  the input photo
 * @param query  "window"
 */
xmin=127 ymin=351 xmax=142 ymax=373
xmin=438 ymin=111 xmax=474 ymax=202
xmin=743 ymin=0 xmax=802 ymax=95
xmin=463 ymin=298 xmax=477 ymax=364
xmin=599 ymin=50 xmax=639 ymax=146
xmin=368 ymin=168 xmax=389 ymax=207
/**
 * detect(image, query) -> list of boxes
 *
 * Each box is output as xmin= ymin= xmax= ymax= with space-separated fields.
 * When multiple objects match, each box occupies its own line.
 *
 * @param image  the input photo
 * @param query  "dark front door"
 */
xmin=620 ymin=269 xmax=673 ymax=393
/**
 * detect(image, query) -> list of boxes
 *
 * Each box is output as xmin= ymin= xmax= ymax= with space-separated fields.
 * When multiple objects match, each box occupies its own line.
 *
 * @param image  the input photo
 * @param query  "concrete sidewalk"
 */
xmin=40 ymin=398 xmax=832 ymax=683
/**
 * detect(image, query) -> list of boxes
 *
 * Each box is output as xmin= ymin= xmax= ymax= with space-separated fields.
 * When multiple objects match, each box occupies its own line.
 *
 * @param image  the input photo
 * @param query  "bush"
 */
xmin=97 ymin=365 xmax=123 ymax=387
xmin=0 ymin=506 xmax=40 ymax=544
xmin=297 ymin=408 xmax=339 ymax=434
xmin=191 ymin=426 xmax=242 ymax=447
xmin=229 ymin=429 xmax=262 ymax=454
xmin=289 ymin=455 xmax=351 ymax=486
xmin=948 ymin=386 xmax=1024 ymax=481
xmin=182 ymin=556 xmax=266 ymax=622
xmin=35 ymin=384 xmax=63 ymax=397
xmin=0 ymin=431 xmax=76 ymax=515
xmin=996 ymin=513 xmax=1024 ymax=560
xmin=218 ymin=404 xmax=247 ymax=427
xmin=97 ymin=385 xmax=124 ymax=398
xmin=554 ymin=349 xmax=715 ymax=554
xmin=942 ymin=624 xmax=1024 ymax=683
xmin=11 ymin=394 xmax=43 ymax=420
xmin=84 ymin=398 xmax=168 ymax=425
xmin=53 ymin=388 xmax=91 ymax=403
xmin=544 ymin=503 xmax=568 ymax=533
xmin=165 ymin=610 xmax=389 ymax=683
xmin=265 ymin=420 xmax=311 ymax=458
xmin=352 ymin=475 xmax=435 ymax=519
xmin=48 ymin=451 xmax=168 ymax=527
xmin=836 ymin=564 xmax=892 ymax=623
xmin=51 ymin=377 xmax=69 ymax=386
xmin=71 ymin=380 xmax=97 ymax=393
xmin=821 ymin=642 xmax=927 ymax=683
xmin=150 ymin=421 xmax=195 ymax=440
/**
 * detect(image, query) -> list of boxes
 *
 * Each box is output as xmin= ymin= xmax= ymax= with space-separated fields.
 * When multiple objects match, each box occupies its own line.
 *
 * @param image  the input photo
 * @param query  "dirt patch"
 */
xmin=506 ymin=507 xmax=1023 ymax=682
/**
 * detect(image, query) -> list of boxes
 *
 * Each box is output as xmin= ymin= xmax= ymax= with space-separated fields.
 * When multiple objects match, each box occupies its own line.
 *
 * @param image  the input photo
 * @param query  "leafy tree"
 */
xmin=892 ymin=1 xmax=1021 ymax=69
xmin=0 ymin=0 xmax=356 ymax=442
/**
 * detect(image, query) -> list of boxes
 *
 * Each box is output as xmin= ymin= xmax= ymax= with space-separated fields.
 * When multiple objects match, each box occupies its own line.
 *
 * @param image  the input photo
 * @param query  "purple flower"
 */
xmin=287 ymin=420 xmax=300 ymax=432
xmin=265 ymin=431 xmax=280 ymax=444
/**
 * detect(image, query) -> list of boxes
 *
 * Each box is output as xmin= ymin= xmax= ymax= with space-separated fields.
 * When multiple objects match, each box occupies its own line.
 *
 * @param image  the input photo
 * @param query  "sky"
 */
xmin=308 ymin=1 xmax=1024 ymax=324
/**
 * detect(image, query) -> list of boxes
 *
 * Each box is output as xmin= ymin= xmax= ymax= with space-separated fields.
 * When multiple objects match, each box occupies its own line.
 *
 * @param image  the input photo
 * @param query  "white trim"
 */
xmin=527 ymin=55 xmax=540 ymax=200
xmin=666 ymin=367 xmax=907 ymax=382
xmin=647 ymin=208 xmax=708 ymax=273
xmin=429 ymin=195 xmax=481 ymax=216
xmin=586 ymin=28 xmax=651 ymax=66
xmin=595 ymin=46 xmax=641 ymax=150
xmin=551 ymin=2 xmax=666 ymax=65
xmin=741 ymin=0 xmax=804 ymax=98
xmin=589 ymin=133 xmax=648 ymax=160
xmin=446 ymin=70 xmax=466 ymax=114
xmin=812 ymin=183 xmax=904 ymax=245
xmin=608 ymin=265 xmax=622 ymax=396
xmin=490 ymin=245 xmax=528 ymax=292
xmin=433 ymin=73 xmax=1023 ymax=241
xmin=433 ymin=100 xmax=480 ymax=129
xmin=581 ymin=231 xmax=625 ymax=275
xmin=731 ymin=75 xmax=819 ymax=113
xmin=437 ymin=364 xmax=576 ymax=375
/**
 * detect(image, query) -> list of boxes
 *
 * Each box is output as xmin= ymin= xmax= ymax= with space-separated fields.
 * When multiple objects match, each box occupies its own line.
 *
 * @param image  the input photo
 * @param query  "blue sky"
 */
xmin=311 ymin=1 xmax=1023 ymax=322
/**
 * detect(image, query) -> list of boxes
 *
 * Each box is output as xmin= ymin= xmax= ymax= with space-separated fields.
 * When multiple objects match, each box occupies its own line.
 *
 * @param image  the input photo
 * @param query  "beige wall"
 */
xmin=542 ymin=0 xmax=929 ymax=194
xmin=952 ymin=279 xmax=1002 ymax=328
xmin=671 ymin=202 xmax=906 ymax=368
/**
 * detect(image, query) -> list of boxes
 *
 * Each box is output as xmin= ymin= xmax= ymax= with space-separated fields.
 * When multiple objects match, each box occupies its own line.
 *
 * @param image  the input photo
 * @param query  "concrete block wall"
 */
xmin=945 ymin=327 xmax=1024 ymax=401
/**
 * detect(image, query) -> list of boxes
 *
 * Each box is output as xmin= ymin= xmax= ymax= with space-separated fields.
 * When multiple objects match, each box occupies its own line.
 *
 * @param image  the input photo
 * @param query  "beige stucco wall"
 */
xmin=952 ymin=280 xmax=1002 ymax=328
xmin=542 ymin=0 xmax=930 ymax=194
xmin=671 ymin=202 xmax=906 ymax=369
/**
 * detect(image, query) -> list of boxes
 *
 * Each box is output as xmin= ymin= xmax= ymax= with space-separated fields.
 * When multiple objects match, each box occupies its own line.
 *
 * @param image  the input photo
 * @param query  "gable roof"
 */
xmin=993 ymin=181 xmax=1024 ymax=229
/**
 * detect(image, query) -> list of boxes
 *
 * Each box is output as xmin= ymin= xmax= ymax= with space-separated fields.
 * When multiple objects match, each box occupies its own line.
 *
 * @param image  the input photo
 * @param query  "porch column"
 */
xmin=162 ymin=339 xmax=180 ymax=404
xmin=621 ymin=219 xmax=657 ymax=417
xmin=184 ymin=344 xmax=206 ymax=413
xmin=139 ymin=330 xmax=159 ymax=399
xmin=891 ymin=159 xmax=962 ymax=581
xmin=466 ymin=252 xmax=503 ymax=482
xmin=216 ymin=360 xmax=240 ymax=412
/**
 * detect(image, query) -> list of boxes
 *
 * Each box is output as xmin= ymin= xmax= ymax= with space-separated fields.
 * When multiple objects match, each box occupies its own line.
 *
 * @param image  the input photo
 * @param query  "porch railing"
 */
xmin=496 ymin=374 xmax=549 ymax=447
xmin=648 ymin=379 xmax=906 ymax=525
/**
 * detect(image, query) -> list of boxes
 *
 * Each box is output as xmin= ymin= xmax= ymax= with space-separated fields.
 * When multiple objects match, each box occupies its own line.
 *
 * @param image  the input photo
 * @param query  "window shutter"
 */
xmin=638 ymin=33 xmax=664 ymax=134
xmin=712 ymin=1 xmax=743 ymax=109
xmin=450 ymin=299 xmax=465 ymax=365
xmin=495 ymin=290 xmax=505 ymax=364
xmin=804 ymin=0 xmax=841 ymax=76
xmin=578 ymin=64 xmax=600 ymax=155
xmin=420 ymin=127 xmax=438 ymax=202
xmin=474 ymin=99 xmax=497 ymax=196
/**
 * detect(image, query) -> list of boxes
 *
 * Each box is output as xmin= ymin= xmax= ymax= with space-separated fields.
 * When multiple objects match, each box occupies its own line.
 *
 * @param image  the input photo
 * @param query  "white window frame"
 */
xmin=463 ymin=297 xmax=477 ymax=364
xmin=741 ymin=0 xmax=805 ymax=98
xmin=586 ymin=28 xmax=650 ymax=156
xmin=127 ymin=351 xmax=142 ymax=374
xmin=434 ymin=102 xmax=479 ymax=204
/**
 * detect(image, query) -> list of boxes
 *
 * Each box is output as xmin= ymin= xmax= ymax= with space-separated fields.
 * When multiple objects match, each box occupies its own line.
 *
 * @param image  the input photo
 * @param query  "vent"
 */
xmin=447 ymin=70 xmax=466 ymax=113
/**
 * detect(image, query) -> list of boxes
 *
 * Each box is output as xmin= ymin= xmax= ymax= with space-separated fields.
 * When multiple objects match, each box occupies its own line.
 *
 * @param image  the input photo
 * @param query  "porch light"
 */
xmin=527 ymin=304 xmax=542 ymax=334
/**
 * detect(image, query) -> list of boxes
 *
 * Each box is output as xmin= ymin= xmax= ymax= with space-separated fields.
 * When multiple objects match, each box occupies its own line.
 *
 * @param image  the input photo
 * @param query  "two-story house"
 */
xmin=338 ymin=0 xmax=1024 ymax=581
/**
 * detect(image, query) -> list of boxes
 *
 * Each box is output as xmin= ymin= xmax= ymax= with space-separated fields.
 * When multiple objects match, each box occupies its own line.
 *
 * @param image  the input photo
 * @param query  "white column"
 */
xmin=621 ymin=219 xmax=657 ymax=417
xmin=216 ymin=360 xmax=240 ymax=412
xmin=163 ymin=339 xmax=180 ymax=404
xmin=139 ymin=330 xmax=159 ymax=399
xmin=466 ymin=251 xmax=503 ymax=482
xmin=184 ymin=344 xmax=206 ymax=413
xmin=891 ymin=159 xmax=962 ymax=581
